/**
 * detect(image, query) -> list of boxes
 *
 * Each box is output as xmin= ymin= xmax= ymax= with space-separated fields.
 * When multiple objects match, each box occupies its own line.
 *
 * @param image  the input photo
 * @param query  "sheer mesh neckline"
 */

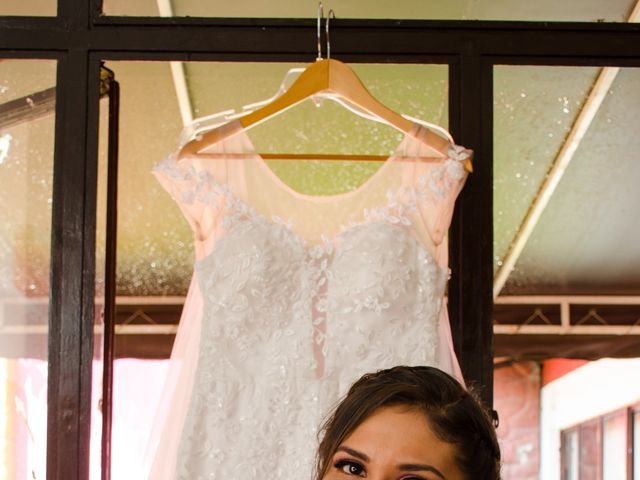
xmin=230 ymin=120 xmax=439 ymax=204
xmin=158 ymin=119 xmax=469 ymax=248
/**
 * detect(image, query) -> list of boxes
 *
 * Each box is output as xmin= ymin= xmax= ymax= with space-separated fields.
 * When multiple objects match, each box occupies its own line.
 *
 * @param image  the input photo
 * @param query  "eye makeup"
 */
xmin=332 ymin=446 xmax=447 ymax=480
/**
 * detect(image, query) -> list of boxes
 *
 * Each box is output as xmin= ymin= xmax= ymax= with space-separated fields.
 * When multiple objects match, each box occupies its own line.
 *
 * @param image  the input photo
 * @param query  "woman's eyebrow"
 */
xmin=336 ymin=446 xmax=370 ymax=462
xmin=398 ymin=463 xmax=446 ymax=480
xmin=336 ymin=447 xmax=447 ymax=480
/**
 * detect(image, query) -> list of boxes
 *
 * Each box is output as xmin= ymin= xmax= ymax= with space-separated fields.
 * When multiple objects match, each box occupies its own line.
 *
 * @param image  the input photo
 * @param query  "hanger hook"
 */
xmin=326 ymin=9 xmax=335 ymax=59
xmin=317 ymin=2 xmax=324 ymax=61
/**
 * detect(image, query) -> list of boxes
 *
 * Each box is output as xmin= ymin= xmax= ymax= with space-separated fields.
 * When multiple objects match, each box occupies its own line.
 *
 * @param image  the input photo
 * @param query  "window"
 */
xmin=561 ymin=406 xmax=639 ymax=480
xmin=562 ymin=428 xmax=579 ymax=480
xmin=0 ymin=58 xmax=57 ymax=480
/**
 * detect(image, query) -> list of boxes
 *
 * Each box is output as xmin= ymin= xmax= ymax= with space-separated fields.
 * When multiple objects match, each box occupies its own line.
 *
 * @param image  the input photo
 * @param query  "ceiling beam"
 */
xmin=495 ymin=294 xmax=640 ymax=335
xmin=157 ymin=0 xmax=193 ymax=127
xmin=494 ymin=325 xmax=640 ymax=335
xmin=632 ymin=0 xmax=640 ymax=20
xmin=495 ymin=295 xmax=640 ymax=305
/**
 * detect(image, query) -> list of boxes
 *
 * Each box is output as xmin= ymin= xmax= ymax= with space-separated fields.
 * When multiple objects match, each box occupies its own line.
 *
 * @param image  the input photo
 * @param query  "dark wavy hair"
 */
xmin=315 ymin=366 xmax=501 ymax=480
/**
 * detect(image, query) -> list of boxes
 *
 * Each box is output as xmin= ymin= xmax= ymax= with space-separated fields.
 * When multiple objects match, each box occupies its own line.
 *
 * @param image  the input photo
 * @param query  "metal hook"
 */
xmin=317 ymin=2 xmax=324 ymax=61
xmin=326 ymin=9 xmax=336 ymax=59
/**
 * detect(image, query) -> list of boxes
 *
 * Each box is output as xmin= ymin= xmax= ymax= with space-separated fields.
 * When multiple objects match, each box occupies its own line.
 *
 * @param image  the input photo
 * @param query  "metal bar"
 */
xmin=0 ymin=325 xmax=179 ymax=334
xmin=0 ymin=87 xmax=56 ymax=129
xmin=155 ymin=0 xmax=194 ymax=127
xmin=100 ymin=70 xmax=119 ymax=480
xmin=0 ymin=295 xmax=185 ymax=305
xmin=560 ymin=302 xmax=571 ymax=330
xmin=494 ymin=325 xmax=640 ymax=335
xmin=113 ymin=325 xmax=176 ymax=334
xmin=169 ymin=61 xmax=193 ymax=126
xmin=0 ymin=82 xmax=110 ymax=132
xmin=495 ymin=295 xmax=640 ymax=305
xmin=113 ymin=295 xmax=185 ymax=305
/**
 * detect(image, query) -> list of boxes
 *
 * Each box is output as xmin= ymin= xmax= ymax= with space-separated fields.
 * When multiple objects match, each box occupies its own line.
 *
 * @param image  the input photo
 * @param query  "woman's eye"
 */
xmin=335 ymin=460 xmax=366 ymax=476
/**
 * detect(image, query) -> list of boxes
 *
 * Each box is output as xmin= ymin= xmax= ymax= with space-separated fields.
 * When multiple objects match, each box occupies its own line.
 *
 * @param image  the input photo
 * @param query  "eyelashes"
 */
xmin=334 ymin=459 xmax=366 ymax=476
xmin=332 ymin=458 xmax=428 ymax=480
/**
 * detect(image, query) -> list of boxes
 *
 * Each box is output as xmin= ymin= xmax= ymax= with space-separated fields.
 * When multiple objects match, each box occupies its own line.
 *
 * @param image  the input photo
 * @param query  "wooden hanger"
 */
xmin=177 ymin=8 xmax=472 ymax=172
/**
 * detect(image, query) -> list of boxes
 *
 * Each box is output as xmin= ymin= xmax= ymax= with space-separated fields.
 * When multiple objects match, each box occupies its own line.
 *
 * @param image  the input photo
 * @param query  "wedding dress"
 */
xmin=146 ymin=119 xmax=471 ymax=479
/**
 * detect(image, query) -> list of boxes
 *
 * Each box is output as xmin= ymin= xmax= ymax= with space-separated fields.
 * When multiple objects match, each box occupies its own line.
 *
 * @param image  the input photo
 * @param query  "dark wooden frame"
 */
xmin=2 ymin=1 xmax=640 ymax=478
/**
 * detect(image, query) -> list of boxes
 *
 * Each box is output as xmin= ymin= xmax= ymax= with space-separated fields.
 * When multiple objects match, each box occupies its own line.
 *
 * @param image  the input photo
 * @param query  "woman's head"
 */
xmin=316 ymin=366 xmax=501 ymax=480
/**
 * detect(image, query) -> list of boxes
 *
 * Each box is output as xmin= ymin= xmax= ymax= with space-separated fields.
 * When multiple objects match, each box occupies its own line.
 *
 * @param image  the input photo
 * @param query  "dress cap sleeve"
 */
xmin=413 ymin=144 xmax=472 ymax=246
xmin=153 ymin=153 xmax=227 ymax=244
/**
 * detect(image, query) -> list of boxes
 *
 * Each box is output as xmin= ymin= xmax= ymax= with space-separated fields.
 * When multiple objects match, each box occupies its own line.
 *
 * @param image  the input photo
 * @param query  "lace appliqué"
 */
xmin=417 ymin=144 xmax=471 ymax=202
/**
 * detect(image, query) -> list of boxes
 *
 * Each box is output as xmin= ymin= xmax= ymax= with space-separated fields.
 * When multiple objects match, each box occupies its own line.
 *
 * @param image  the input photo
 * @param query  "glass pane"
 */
xmin=493 ymin=66 xmax=640 ymax=297
xmin=103 ymin=0 xmax=638 ymax=22
xmin=562 ymin=429 xmax=579 ymax=480
xmin=580 ymin=420 xmax=601 ymax=480
xmin=0 ymin=59 xmax=56 ymax=480
xmin=104 ymin=60 xmax=448 ymax=476
xmin=493 ymin=65 xmax=599 ymax=291
xmin=602 ymin=411 xmax=627 ymax=480
xmin=1 ymin=0 xmax=56 ymax=16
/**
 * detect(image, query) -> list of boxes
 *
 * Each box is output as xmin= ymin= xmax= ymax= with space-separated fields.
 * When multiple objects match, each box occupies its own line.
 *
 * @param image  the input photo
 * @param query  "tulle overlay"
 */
xmin=145 ymin=121 xmax=470 ymax=479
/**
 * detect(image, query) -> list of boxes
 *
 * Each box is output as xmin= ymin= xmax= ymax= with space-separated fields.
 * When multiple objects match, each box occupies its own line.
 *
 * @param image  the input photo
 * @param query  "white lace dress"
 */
xmin=146 ymin=120 xmax=471 ymax=479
